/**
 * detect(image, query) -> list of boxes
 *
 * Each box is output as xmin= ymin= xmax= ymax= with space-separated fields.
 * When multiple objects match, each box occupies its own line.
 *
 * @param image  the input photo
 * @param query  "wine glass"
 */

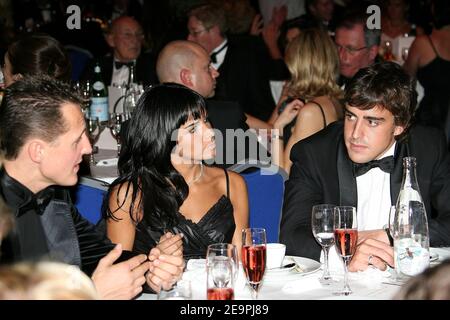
xmin=311 ymin=204 xmax=336 ymax=285
xmin=157 ymin=280 xmax=192 ymax=300
xmin=109 ymin=113 xmax=123 ymax=156
xmin=206 ymin=243 xmax=238 ymax=300
xmin=123 ymin=84 xmax=142 ymax=116
xmin=401 ymin=47 xmax=409 ymax=62
xmin=86 ymin=117 xmax=103 ymax=164
xmin=241 ymin=228 xmax=266 ymax=300
xmin=73 ymin=80 xmax=91 ymax=116
xmin=333 ymin=206 xmax=358 ymax=296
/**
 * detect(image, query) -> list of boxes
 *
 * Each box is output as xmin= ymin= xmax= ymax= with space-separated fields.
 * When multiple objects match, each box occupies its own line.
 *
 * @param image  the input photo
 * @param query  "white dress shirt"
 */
xmin=356 ymin=142 xmax=396 ymax=231
xmin=111 ymin=60 xmax=135 ymax=86
xmin=210 ymin=40 xmax=228 ymax=70
xmin=323 ymin=142 xmax=397 ymax=272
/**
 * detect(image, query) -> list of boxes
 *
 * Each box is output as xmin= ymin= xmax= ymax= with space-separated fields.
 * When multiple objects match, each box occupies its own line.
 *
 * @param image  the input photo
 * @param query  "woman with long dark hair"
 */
xmin=103 ymin=83 xmax=248 ymax=260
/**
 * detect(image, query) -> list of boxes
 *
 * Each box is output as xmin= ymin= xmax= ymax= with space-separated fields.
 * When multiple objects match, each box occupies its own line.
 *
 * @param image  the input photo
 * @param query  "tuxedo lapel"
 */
xmin=390 ymin=139 xmax=409 ymax=205
xmin=39 ymin=200 xmax=81 ymax=267
xmin=337 ymin=139 xmax=357 ymax=207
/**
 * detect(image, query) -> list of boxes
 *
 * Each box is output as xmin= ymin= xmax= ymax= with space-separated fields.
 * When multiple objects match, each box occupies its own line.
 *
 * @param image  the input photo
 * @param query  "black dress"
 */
xmin=416 ymin=36 xmax=450 ymax=130
xmin=133 ymin=169 xmax=235 ymax=260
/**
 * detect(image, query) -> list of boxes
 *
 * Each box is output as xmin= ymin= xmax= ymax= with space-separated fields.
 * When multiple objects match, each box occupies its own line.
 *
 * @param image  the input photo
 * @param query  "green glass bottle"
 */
xmin=90 ymin=63 xmax=109 ymax=122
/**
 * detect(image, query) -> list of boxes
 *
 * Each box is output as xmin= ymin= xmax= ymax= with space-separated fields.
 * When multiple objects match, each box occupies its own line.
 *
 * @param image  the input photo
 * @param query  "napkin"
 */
xmin=186 ymin=259 xmax=206 ymax=271
xmin=282 ymin=277 xmax=322 ymax=294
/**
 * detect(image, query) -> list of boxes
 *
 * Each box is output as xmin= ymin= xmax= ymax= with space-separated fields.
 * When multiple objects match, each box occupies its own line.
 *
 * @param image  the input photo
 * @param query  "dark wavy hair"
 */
xmin=345 ymin=62 xmax=417 ymax=136
xmin=103 ymin=83 xmax=206 ymax=230
xmin=7 ymin=33 xmax=71 ymax=82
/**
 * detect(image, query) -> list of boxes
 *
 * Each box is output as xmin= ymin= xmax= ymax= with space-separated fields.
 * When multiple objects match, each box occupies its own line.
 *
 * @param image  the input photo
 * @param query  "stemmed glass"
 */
xmin=157 ymin=280 xmax=192 ymax=300
xmin=241 ymin=228 xmax=266 ymax=300
xmin=73 ymin=80 xmax=91 ymax=116
xmin=86 ymin=117 xmax=104 ymax=164
xmin=123 ymin=84 xmax=142 ymax=116
xmin=109 ymin=113 xmax=123 ymax=156
xmin=206 ymin=243 xmax=238 ymax=300
xmin=333 ymin=206 xmax=358 ymax=296
xmin=401 ymin=47 xmax=409 ymax=62
xmin=311 ymin=204 xmax=336 ymax=285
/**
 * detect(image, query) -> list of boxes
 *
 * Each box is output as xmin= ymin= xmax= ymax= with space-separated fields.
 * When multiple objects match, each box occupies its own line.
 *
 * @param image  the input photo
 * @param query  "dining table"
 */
xmin=137 ymin=247 xmax=450 ymax=301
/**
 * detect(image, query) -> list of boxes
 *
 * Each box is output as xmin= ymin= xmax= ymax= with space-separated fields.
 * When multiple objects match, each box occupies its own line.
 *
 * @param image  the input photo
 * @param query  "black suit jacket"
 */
xmin=0 ymin=180 xmax=135 ymax=276
xmin=82 ymin=51 xmax=158 ymax=87
xmin=212 ymin=35 xmax=277 ymax=121
xmin=280 ymin=122 xmax=450 ymax=261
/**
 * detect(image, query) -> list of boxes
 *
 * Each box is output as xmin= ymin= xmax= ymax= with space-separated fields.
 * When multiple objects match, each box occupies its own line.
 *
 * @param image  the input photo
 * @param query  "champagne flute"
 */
xmin=109 ymin=113 xmax=123 ymax=156
xmin=206 ymin=243 xmax=238 ymax=300
xmin=241 ymin=228 xmax=266 ymax=300
xmin=311 ymin=204 xmax=336 ymax=285
xmin=333 ymin=206 xmax=358 ymax=296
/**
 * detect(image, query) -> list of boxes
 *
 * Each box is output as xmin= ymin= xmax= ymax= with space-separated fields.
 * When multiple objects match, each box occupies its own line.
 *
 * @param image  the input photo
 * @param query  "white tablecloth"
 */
xmin=138 ymin=247 xmax=450 ymax=301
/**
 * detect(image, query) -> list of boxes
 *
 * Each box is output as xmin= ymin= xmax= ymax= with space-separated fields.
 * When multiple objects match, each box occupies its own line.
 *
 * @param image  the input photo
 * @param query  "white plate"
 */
xmin=265 ymin=258 xmax=295 ymax=274
xmin=263 ymin=256 xmax=320 ymax=282
xmin=430 ymin=251 xmax=439 ymax=262
xmin=287 ymin=256 xmax=321 ymax=275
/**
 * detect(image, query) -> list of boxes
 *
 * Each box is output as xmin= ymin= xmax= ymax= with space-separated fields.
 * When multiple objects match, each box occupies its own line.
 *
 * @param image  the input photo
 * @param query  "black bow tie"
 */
xmin=17 ymin=188 xmax=55 ymax=216
xmin=210 ymin=43 xmax=228 ymax=64
xmin=353 ymin=156 xmax=394 ymax=177
xmin=115 ymin=61 xmax=134 ymax=69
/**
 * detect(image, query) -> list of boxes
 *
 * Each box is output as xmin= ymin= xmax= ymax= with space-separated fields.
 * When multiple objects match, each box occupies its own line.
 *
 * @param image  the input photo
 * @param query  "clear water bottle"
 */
xmin=393 ymin=157 xmax=429 ymax=277
xmin=90 ymin=63 xmax=109 ymax=122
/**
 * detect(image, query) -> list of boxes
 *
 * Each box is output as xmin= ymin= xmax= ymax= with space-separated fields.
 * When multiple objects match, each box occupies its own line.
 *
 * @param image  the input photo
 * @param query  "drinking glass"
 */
xmin=73 ymin=80 xmax=91 ymax=116
xmin=157 ymin=280 xmax=192 ymax=300
xmin=241 ymin=228 xmax=266 ymax=300
xmin=206 ymin=243 xmax=238 ymax=300
xmin=123 ymin=84 xmax=142 ymax=115
xmin=86 ymin=117 xmax=103 ymax=164
xmin=109 ymin=113 xmax=123 ymax=156
xmin=333 ymin=206 xmax=358 ymax=296
xmin=311 ymin=204 xmax=336 ymax=285
xmin=401 ymin=47 xmax=409 ymax=62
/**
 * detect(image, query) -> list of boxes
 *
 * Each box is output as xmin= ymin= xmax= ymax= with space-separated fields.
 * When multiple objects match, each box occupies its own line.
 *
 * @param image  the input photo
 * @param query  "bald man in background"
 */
xmin=156 ymin=40 xmax=264 ymax=168
xmin=83 ymin=16 xmax=157 ymax=87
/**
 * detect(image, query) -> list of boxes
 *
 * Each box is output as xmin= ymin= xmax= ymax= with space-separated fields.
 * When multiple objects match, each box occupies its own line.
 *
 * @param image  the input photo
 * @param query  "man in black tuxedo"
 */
xmin=280 ymin=62 xmax=450 ymax=272
xmin=156 ymin=40 xmax=266 ymax=168
xmin=83 ymin=16 xmax=157 ymax=87
xmin=0 ymin=76 xmax=183 ymax=298
xmin=186 ymin=3 xmax=284 ymax=121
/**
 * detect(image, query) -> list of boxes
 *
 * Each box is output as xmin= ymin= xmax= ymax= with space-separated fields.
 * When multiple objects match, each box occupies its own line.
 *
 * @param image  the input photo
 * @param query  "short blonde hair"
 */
xmin=285 ymin=28 xmax=341 ymax=101
xmin=0 ymin=262 xmax=99 ymax=300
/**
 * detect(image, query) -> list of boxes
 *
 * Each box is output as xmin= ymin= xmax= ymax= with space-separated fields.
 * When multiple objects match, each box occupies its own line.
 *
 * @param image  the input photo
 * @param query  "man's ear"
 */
xmin=105 ymin=32 xmax=115 ymax=48
xmin=368 ymin=45 xmax=379 ymax=62
xmin=393 ymin=125 xmax=405 ymax=137
xmin=27 ymin=140 xmax=46 ymax=163
xmin=180 ymin=68 xmax=193 ymax=87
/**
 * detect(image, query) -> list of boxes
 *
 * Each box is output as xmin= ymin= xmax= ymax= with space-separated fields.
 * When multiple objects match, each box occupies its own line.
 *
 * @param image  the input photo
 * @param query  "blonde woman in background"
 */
xmin=270 ymin=28 xmax=343 ymax=174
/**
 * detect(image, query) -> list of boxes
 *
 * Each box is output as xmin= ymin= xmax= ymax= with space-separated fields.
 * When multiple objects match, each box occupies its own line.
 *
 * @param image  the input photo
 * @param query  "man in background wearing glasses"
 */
xmin=334 ymin=5 xmax=381 ymax=87
xmin=83 ymin=16 xmax=157 ymax=87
